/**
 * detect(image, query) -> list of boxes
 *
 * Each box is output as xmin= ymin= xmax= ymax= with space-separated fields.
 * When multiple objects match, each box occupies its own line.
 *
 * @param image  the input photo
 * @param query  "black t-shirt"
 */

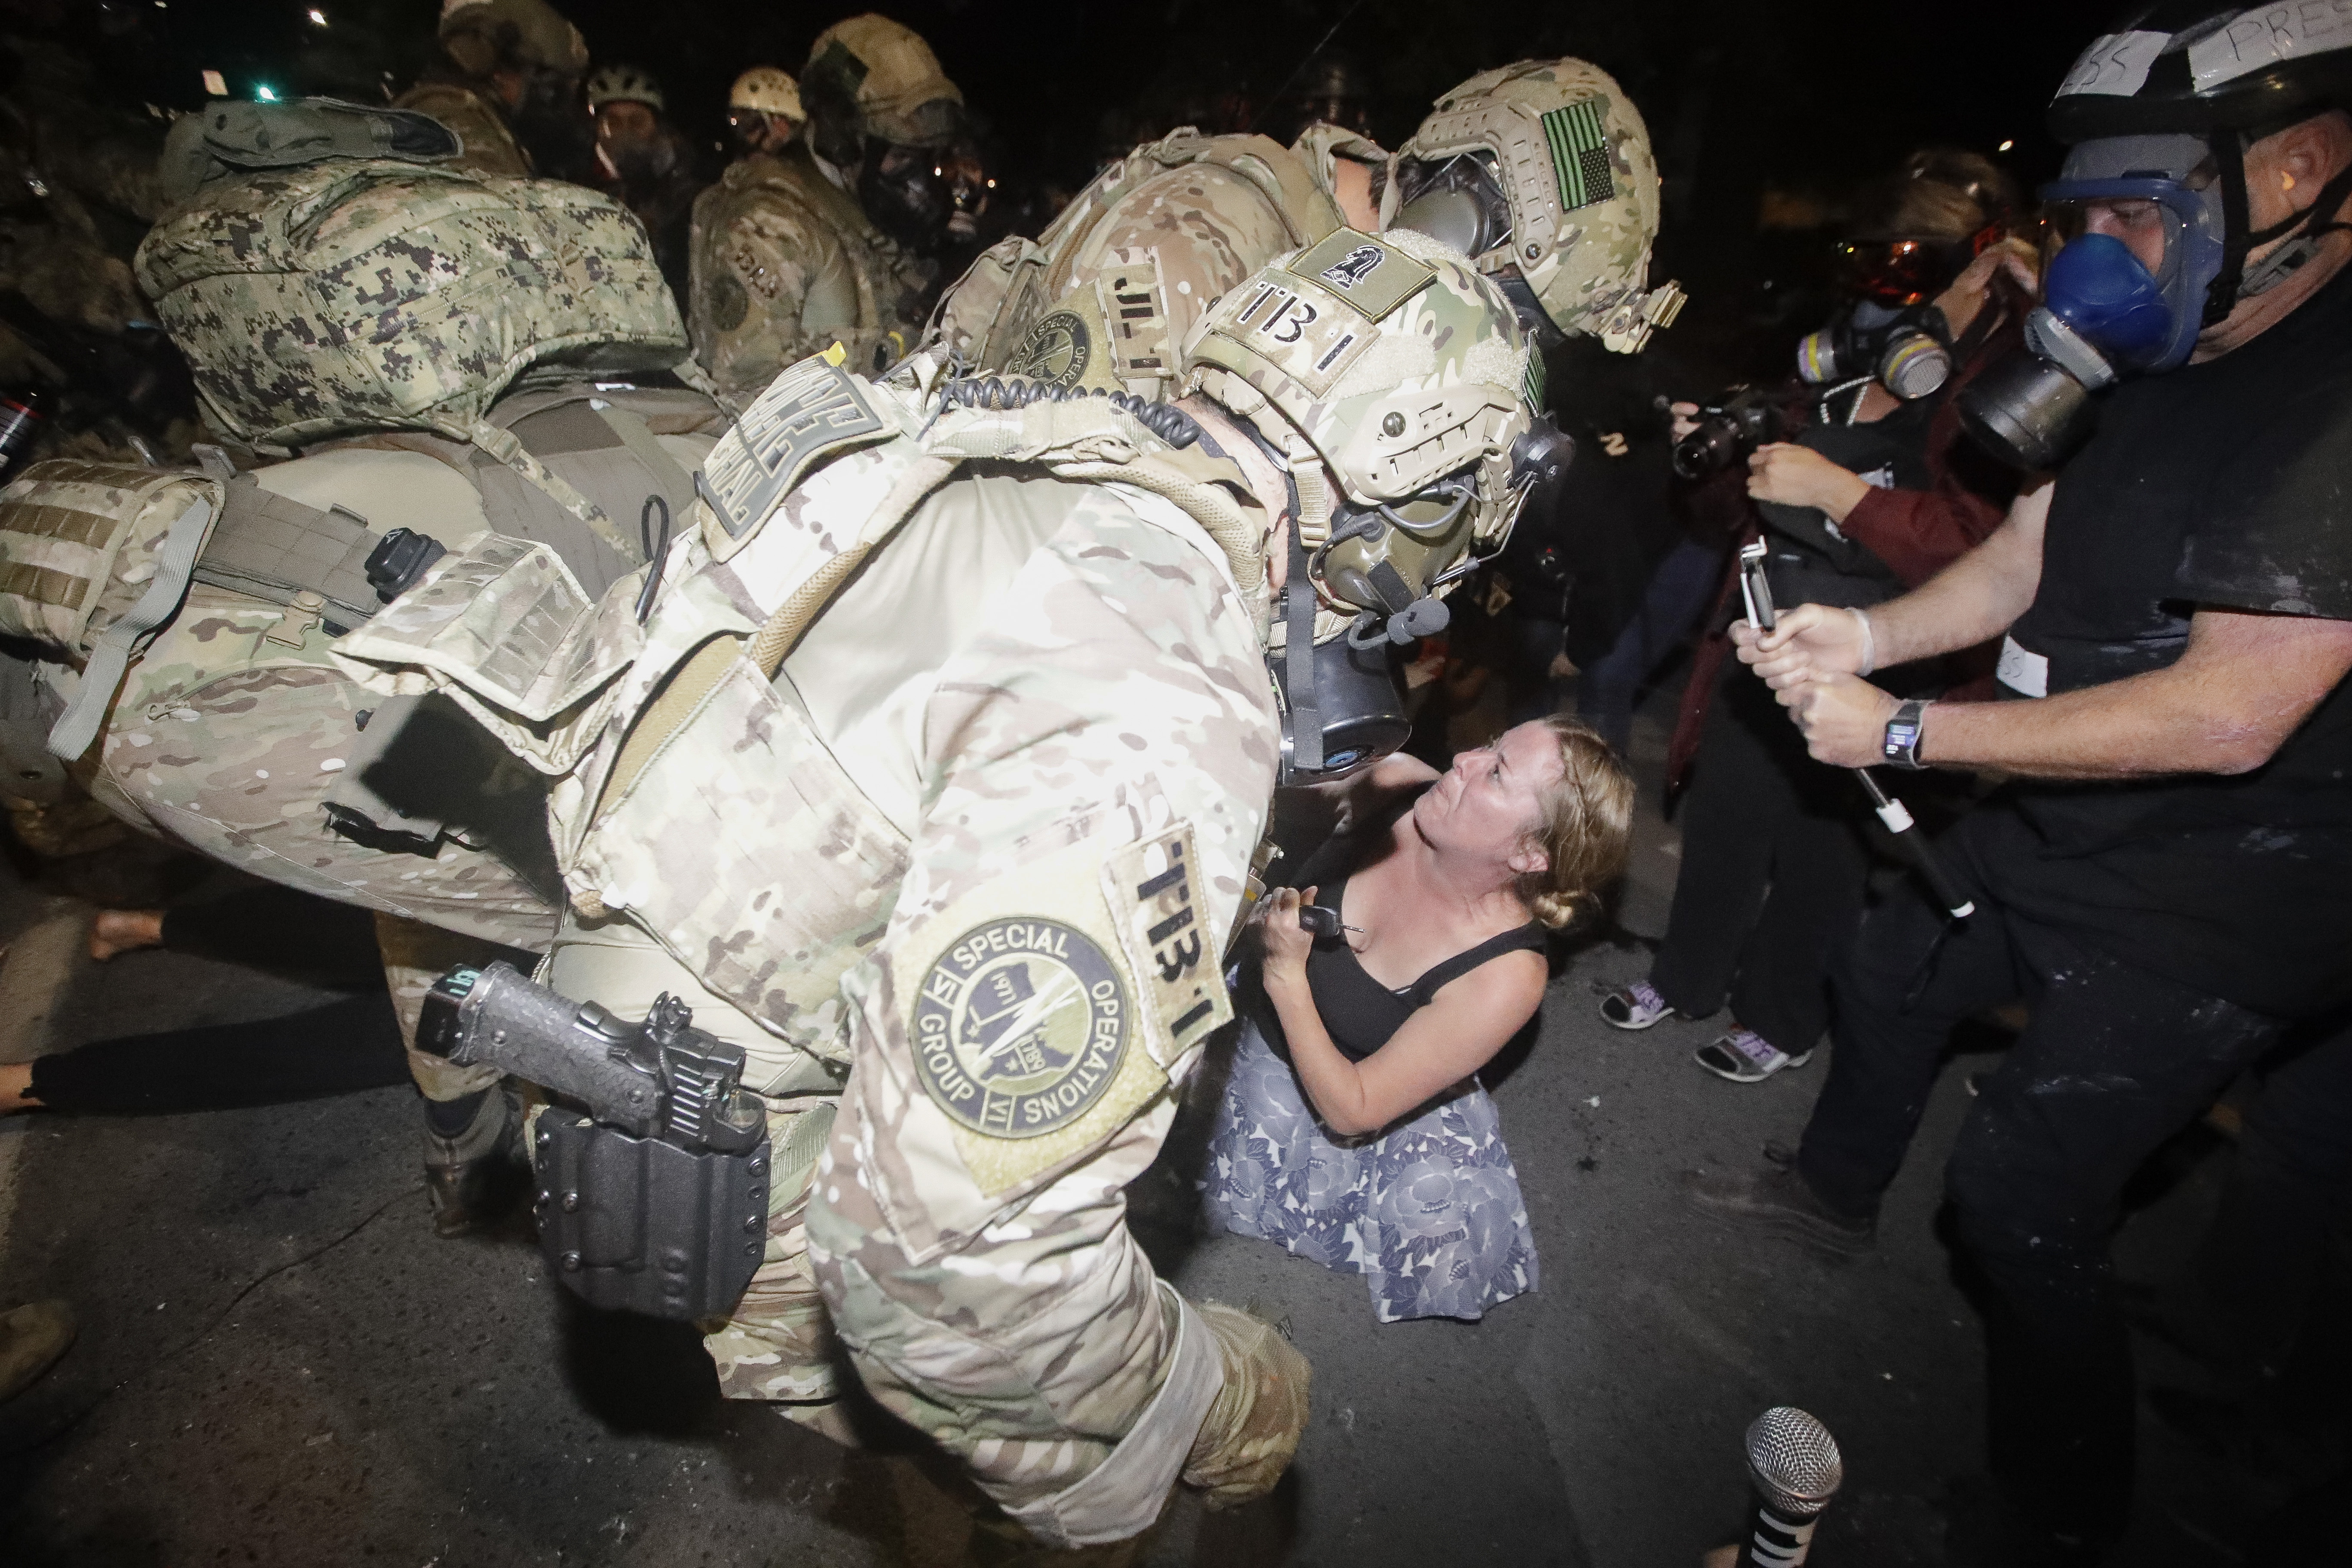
xmin=1981 ymin=261 xmax=2352 ymax=1017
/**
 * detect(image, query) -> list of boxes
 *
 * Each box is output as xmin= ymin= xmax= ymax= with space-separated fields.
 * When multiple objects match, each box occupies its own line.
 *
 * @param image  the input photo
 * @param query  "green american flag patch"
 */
xmin=1542 ymin=99 xmax=1615 ymax=212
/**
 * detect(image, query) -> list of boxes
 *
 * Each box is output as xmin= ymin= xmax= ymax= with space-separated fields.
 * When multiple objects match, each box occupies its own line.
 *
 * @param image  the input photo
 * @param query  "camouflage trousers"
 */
xmin=539 ymin=907 xmax=1226 ymax=1523
xmin=73 ymin=585 xmax=561 ymax=1099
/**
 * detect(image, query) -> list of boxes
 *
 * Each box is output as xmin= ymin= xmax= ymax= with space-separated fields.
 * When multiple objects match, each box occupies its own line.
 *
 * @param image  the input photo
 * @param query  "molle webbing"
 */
xmin=193 ymin=475 xmax=381 ymax=629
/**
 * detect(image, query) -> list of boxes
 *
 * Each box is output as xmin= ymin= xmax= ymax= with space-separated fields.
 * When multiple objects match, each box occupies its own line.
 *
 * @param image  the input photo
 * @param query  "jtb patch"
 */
xmin=911 ymin=917 xmax=1131 ymax=1139
xmin=1103 ymin=824 xmax=1230 ymax=1070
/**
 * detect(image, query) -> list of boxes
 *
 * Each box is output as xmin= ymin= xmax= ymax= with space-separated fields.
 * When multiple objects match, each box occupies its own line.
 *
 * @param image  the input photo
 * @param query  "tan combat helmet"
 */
xmin=438 ymin=0 xmax=588 ymax=80
xmin=1182 ymin=228 xmax=1559 ymax=778
xmin=1183 ymin=227 xmax=1541 ymax=628
xmin=1385 ymin=59 xmax=1685 ymax=353
xmin=729 ymin=67 xmax=804 ymax=124
xmin=802 ymin=14 xmax=965 ymax=153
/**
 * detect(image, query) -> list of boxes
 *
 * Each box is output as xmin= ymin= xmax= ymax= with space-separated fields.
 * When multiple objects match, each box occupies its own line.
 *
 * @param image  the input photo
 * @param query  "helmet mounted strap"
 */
xmin=1281 ymin=472 xmax=1323 ymax=776
xmin=2240 ymin=158 xmax=2352 ymax=297
xmin=2208 ymin=129 xmax=2254 ymax=327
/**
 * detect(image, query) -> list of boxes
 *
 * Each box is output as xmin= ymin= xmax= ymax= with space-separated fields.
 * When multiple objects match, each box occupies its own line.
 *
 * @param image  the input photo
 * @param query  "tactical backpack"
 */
xmin=137 ymin=109 xmax=690 ymax=458
xmin=928 ymin=128 xmax=1344 ymax=392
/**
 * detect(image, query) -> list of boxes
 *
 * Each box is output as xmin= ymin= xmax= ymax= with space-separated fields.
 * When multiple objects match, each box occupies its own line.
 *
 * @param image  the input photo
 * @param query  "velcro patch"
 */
xmin=1102 ymin=823 xmax=1230 ymax=1071
xmin=1095 ymin=249 xmax=1171 ymax=384
xmin=899 ymin=832 xmax=1176 ymax=1198
xmin=1280 ymin=228 xmax=1437 ymax=321
xmin=699 ymin=355 xmax=888 ymax=541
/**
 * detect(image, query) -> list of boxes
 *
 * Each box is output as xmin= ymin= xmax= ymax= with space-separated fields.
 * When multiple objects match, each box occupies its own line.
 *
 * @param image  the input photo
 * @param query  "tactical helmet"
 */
xmin=586 ymin=64 xmax=665 ymax=113
xmin=437 ymin=0 xmax=587 ymax=79
xmin=1386 ymin=59 xmax=1684 ymax=352
xmin=1183 ymin=227 xmax=1541 ymax=621
xmin=802 ymin=14 xmax=965 ymax=153
xmin=1183 ymin=230 xmax=1563 ymax=780
xmin=729 ymin=66 xmax=804 ymax=122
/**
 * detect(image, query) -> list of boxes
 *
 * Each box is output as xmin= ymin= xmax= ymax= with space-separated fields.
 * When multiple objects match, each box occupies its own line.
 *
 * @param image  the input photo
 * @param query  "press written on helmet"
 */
xmin=1958 ymin=3 xmax=2352 ymax=469
xmin=1181 ymin=227 xmax=1573 ymax=780
xmin=1383 ymin=59 xmax=1686 ymax=354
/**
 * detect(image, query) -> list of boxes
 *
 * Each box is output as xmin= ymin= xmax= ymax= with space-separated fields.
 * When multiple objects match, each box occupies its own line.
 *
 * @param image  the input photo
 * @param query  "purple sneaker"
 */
xmin=1694 ymin=1027 xmax=1812 ymax=1084
xmin=1600 ymin=981 xmax=1675 ymax=1030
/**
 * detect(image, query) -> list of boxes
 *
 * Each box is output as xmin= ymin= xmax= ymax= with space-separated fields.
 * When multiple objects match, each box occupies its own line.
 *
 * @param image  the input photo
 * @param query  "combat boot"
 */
xmin=1180 ymin=1301 xmax=1311 ymax=1509
xmin=421 ymin=1087 xmax=520 ymax=1237
xmin=0 ymin=1299 xmax=77 ymax=1401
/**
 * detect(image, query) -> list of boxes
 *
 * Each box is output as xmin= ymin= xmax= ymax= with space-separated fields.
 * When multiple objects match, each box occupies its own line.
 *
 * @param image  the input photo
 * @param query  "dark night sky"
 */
xmin=55 ymin=0 xmax=2113 ymax=368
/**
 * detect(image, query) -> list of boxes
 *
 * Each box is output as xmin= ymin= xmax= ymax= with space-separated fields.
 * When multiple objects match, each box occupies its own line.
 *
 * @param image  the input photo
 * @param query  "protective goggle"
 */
xmin=1830 ymin=236 xmax=1968 ymax=306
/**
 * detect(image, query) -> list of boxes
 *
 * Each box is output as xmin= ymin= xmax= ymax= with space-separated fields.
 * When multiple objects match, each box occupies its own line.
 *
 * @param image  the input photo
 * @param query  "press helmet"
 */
xmin=586 ymin=63 xmax=665 ymax=113
xmin=1182 ymin=229 xmax=1571 ymax=776
xmin=729 ymin=66 xmax=804 ymax=122
xmin=1385 ymin=58 xmax=1685 ymax=352
xmin=2044 ymin=4 xmax=2352 ymax=367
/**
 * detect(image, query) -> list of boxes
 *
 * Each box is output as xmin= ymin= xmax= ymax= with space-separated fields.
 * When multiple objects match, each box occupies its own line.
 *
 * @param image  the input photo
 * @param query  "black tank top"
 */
xmin=1285 ymin=872 xmax=1547 ymax=1061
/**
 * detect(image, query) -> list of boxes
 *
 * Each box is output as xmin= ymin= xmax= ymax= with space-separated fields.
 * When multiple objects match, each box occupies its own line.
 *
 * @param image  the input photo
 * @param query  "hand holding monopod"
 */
xmin=1739 ymin=542 xmax=1974 ymax=922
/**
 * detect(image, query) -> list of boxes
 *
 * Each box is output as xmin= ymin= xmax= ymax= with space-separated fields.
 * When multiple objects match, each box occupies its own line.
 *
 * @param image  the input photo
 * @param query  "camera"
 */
xmin=1671 ymin=386 xmax=1788 ymax=480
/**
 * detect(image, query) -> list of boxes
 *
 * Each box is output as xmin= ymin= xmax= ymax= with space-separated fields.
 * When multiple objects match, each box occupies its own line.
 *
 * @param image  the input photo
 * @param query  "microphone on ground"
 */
xmin=1736 ymin=1406 xmax=1842 ymax=1568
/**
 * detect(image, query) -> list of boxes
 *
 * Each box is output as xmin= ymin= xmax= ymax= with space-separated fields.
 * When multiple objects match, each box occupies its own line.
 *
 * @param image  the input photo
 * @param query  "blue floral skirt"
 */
xmin=1200 ymin=1020 xmax=1539 ymax=1323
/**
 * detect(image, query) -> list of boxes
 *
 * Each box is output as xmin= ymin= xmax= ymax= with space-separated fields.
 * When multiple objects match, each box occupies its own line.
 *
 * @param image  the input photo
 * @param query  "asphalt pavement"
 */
xmin=0 ymin=697 xmax=2274 ymax=1566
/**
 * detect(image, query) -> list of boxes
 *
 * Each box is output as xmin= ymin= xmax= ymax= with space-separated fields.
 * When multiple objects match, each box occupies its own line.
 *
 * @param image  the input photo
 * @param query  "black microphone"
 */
xmin=1736 ymin=1406 xmax=1843 ymax=1568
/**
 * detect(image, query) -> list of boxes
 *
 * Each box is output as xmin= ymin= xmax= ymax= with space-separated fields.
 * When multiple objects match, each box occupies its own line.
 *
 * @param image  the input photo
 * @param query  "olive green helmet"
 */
xmin=1181 ymin=226 xmax=1541 ymax=623
xmin=1385 ymin=58 xmax=1684 ymax=352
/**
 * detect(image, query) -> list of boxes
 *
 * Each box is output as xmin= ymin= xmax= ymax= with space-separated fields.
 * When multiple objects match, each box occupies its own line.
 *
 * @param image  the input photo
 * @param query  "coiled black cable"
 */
xmin=939 ymin=374 xmax=1200 ymax=449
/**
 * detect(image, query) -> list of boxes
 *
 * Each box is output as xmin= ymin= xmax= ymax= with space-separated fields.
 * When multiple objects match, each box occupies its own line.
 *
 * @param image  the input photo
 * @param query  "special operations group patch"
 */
xmin=911 ymin=917 xmax=1131 ymax=1139
xmin=1004 ymin=309 xmax=1091 ymax=387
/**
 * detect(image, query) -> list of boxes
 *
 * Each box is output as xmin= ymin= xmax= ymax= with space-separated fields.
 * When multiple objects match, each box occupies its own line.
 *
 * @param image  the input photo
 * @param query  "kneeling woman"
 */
xmin=1205 ymin=718 xmax=1632 ymax=1322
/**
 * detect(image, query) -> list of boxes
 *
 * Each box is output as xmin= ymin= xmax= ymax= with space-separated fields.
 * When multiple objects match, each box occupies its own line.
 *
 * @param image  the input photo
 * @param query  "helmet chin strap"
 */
xmin=2241 ymin=158 xmax=2352 ymax=298
xmin=2208 ymin=132 xmax=2352 ymax=319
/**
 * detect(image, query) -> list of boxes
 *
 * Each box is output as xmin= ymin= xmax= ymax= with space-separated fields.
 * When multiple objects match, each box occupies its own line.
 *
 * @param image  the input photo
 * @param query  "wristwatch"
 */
xmin=1882 ymin=699 xmax=1930 ymax=770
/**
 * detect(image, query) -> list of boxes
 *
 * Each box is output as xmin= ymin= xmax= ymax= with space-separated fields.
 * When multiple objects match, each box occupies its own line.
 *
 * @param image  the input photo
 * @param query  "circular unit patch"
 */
xmin=912 ymin=918 xmax=1130 ymax=1139
xmin=1004 ymin=309 xmax=1091 ymax=387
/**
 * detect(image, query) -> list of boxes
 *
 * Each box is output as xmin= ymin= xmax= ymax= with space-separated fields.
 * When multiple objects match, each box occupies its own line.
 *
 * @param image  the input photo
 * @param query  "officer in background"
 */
xmin=686 ymin=15 xmax=960 ymax=398
xmin=927 ymin=115 xmax=1383 ymax=398
xmin=585 ymin=64 xmax=703 ymax=302
xmin=395 ymin=0 xmax=590 ymax=181
xmin=724 ymin=67 xmax=804 ymax=161
xmin=337 ymin=230 xmax=1545 ymax=1542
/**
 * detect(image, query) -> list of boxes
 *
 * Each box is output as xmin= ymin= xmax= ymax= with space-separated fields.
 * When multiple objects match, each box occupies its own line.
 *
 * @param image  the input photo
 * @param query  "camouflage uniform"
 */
xmin=929 ymin=123 xmax=1380 ymax=396
xmin=686 ymin=145 xmax=934 ymax=397
xmin=336 ymin=230 xmax=1535 ymax=1541
xmin=391 ymin=83 xmax=531 ymax=178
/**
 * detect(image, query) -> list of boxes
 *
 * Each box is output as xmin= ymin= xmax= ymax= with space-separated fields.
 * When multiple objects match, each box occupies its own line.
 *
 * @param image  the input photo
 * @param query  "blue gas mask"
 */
xmin=1958 ymin=135 xmax=2223 ymax=468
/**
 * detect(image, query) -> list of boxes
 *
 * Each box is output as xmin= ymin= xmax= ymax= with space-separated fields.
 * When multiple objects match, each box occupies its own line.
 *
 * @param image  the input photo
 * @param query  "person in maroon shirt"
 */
xmin=1601 ymin=151 xmax=2032 ymax=1083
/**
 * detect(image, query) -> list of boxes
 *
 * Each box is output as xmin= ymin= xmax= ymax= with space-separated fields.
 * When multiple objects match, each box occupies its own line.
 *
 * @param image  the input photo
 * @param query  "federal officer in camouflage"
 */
xmin=395 ymin=0 xmax=590 ymax=181
xmin=929 ymin=118 xmax=1384 ymax=399
xmin=0 ymin=98 xmax=716 ymax=1231
xmin=334 ymin=227 xmax=1549 ymax=1543
xmin=1384 ymin=58 xmax=1687 ymax=354
xmin=687 ymin=15 xmax=962 ymax=398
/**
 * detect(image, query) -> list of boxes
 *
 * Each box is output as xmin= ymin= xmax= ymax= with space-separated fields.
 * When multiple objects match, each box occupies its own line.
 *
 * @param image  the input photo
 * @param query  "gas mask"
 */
xmin=1180 ymin=229 xmax=1548 ymax=783
xmin=1796 ymin=299 xmax=1954 ymax=402
xmin=1959 ymin=128 xmax=2352 ymax=469
xmin=1390 ymin=153 xmax=1564 ymax=352
xmin=858 ymin=138 xmax=956 ymax=251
